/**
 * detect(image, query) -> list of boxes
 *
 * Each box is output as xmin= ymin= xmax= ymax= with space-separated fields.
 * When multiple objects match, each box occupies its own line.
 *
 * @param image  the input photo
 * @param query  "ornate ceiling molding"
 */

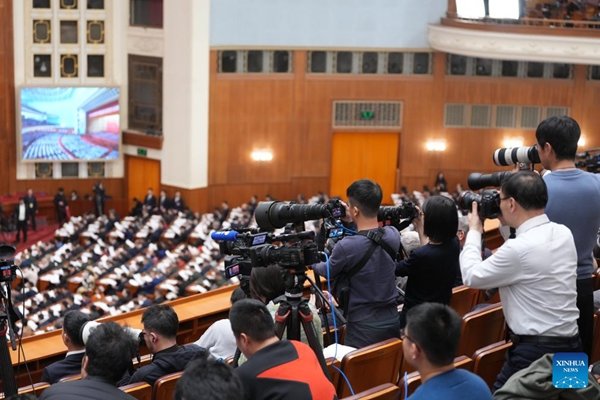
xmin=428 ymin=25 xmax=600 ymax=65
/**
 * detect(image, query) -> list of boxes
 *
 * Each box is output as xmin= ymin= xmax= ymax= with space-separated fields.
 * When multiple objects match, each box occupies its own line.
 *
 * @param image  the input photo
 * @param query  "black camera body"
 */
xmin=459 ymin=189 xmax=501 ymax=220
xmin=377 ymin=201 xmax=419 ymax=230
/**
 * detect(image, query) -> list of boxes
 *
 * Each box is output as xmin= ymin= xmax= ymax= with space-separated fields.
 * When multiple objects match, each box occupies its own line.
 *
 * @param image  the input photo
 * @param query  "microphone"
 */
xmin=211 ymin=230 xmax=239 ymax=241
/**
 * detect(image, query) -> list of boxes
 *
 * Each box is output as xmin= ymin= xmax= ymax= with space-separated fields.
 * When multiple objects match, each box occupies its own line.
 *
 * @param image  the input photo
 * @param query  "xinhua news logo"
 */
xmin=552 ymin=353 xmax=588 ymax=389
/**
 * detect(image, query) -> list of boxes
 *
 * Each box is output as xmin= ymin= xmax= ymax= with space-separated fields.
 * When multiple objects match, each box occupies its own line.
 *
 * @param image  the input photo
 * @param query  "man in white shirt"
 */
xmin=460 ymin=171 xmax=580 ymax=392
xmin=14 ymin=197 xmax=28 ymax=243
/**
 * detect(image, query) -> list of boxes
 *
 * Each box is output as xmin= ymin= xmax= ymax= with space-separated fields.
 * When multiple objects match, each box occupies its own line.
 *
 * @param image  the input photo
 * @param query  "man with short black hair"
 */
xmin=403 ymin=303 xmax=491 ymax=399
xmin=312 ymin=179 xmax=400 ymax=348
xmin=41 ymin=310 xmax=90 ymax=384
xmin=119 ymin=304 xmax=206 ymax=386
xmin=231 ymin=299 xmax=336 ymax=400
xmin=461 ymin=171 xmax=581 ymax=391
xmin=535 ymin=115 xmax=600 ymax=357
xmin=175 ymin=357 xmax=243 ymax=400
xmin=40 ymin=322 xmax=137 ymax=400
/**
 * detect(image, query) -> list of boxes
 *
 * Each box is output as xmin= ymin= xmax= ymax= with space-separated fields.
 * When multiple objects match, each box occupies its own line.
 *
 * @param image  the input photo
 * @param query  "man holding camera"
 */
xmin=460 ymin=171 xmax=580 ymax=391
xmin=119 ymin=304 xmax=207 ymax=386
xmin=535 ymin=115 xmax=600 ymax=357
xmin=312 ymin=179 xmax=400 ymax=348
xmin=40 ymin=322 xmax=137 ymax=400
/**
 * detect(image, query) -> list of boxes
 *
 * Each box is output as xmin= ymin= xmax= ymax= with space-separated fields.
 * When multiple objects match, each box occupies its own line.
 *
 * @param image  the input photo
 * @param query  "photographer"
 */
xmin=460 ymin=171 xmax=580 ymax=391
xmin=395 ymin=195 xmax=460 ymax=327
xmin=312 ymin=179 xmax=400 ymax=348
xmin=535 ymin=115 xmax=600 ymax=357
xmin=119 ymin=304 xmax=207 ymax=386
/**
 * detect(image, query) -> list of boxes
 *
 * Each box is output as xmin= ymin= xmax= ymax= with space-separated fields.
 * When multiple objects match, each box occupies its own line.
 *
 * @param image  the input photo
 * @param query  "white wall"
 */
xmin=210 ymin=0 xmax=447 ymax=49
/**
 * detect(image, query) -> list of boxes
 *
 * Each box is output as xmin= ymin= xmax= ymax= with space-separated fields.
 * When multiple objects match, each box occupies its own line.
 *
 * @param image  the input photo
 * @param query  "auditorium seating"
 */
xmin=0 ymin=382 xmax=50 ymax=399
xmin=152 ymin=370 xmax=183 ymax=400
xmin=457 ymin=303 xmax=505 ymax=358
xmin=472 ymin=340 xmax=513 ymax=389
xmin=449 ymin=285 xmax=478 ymax=316
xmin=341 ymin=382 xmax=401 ymax=400
xmin=336 ymin=338 xmax=403 ymax=398
xmin=120 ymin=381 xmax=152 ymax=400
xmin=326 ymin=357 xmax=340 ymax=391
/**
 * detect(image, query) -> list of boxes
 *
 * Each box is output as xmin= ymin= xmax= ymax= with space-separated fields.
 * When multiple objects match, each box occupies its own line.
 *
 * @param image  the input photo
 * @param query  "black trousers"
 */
xmin=576 ymin=278 xmax=594 ymax=358
xmin=493 ymin=336 xmax=581 ymax=392
xmin=16 ymin=219 xmax=27 ymax=242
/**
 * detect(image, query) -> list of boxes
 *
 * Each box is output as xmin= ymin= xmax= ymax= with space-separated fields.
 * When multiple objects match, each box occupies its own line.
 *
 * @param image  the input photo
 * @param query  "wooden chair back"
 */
xmin=0 ymin=382 xmax=51 ymax=399
xmin=326 ymin=357 xmax=340 ymax=390
xmin=452 ymin=355 xmax=474 ymax=371
xmin=473 ymin=340 xmax=513 ymax=389
xmin=449 ymin=285 xmax=478 ymax=316
xmin=337 ymin=338 xmax=403 ymax=398
xmin=152 ymin=370 xmax=184 ymax=400
xmin=120 ymin=381 xmax=152 ymax=400
xmin=457 ymin=303 xmax=505 ymax=358
xmin=59 ymin=373 xmax=82 ymax=382
xmin=342 ymin=382 xmax=401 ymax=400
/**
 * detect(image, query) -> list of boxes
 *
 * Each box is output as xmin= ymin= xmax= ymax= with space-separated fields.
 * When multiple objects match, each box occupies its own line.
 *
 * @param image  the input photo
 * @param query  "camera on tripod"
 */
xmin=0 ymin=245 xmax=17 ymax=283
xmin=213 ymin=229 xmax=321 ymax=279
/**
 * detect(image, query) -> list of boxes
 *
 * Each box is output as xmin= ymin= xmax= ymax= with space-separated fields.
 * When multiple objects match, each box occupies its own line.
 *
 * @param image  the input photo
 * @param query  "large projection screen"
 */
xmin=19 ymin=87 xmax=121 ymax=162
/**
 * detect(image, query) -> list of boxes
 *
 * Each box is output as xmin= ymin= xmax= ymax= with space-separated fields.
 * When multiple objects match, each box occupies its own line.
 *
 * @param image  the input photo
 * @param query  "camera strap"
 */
xmin=357 ymin=228 xmax=399 ymax=261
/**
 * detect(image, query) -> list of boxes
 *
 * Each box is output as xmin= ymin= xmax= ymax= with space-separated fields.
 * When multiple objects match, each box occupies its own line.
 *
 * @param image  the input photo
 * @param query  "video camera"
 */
xmin=0 ymin=245 xmax=17 ymax=283
xmin=213 ymin=230 xmax=321 ymax=279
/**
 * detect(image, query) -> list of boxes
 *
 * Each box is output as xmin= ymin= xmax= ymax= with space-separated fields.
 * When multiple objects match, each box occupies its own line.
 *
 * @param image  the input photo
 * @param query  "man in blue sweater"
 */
xmin=404 ymin=303 xmax=492 ymax=400
xmin=312 ymin=179 xmax=400 ymax=348
xmin=535 ymin=115 xmax=600 ymax=357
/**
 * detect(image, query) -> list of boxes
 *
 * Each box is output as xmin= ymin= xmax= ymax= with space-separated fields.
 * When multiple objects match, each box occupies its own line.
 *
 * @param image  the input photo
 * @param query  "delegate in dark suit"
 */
xmin=40 ymin=351 xmax=85 ymax=384
xmin=39 ymin=376 xmax=135 ymax=400
xmin=23 ymin=188 xmax=38 ymax=230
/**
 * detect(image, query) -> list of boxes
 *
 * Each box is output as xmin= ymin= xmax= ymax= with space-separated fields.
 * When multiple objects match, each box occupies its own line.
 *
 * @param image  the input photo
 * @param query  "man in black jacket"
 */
xmin=40 ymin=322 xmax=137 ymax=400
xmin=41 ymin=311 xmax=90 ymax=384
xmin=119 ymin=304 xmax=207 ymax=386
xmin=23 ymin=188 xmax=38 ymax=231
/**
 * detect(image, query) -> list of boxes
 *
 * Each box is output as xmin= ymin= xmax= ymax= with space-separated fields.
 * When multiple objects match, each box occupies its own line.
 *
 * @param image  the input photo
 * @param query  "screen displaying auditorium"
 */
xmin=19 ymin=87 xmax=120 ymax=161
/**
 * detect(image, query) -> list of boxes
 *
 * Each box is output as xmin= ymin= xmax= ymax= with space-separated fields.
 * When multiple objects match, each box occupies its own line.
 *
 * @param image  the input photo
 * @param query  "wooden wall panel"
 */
xmin=209 ymin=50 xmax=600 ymax=198
xmin=0 ymin=0 xmax=16 ymax=196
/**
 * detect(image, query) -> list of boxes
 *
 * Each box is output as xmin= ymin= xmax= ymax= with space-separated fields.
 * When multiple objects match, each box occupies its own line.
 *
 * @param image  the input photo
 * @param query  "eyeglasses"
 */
xmin=500 ymin=196 xmax=511 ymax=202
xmin=400 ymin=328 xmax=415 ymax=343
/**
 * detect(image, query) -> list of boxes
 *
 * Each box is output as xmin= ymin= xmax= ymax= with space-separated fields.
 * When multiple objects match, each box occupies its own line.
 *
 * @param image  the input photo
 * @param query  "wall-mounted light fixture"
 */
xmin=578 ymin=135 xmax=586 ymax=148
xmin=250 ymin=149 xmax=273 ymax=162
xmin=425 ymin=139 xmax=447 ymax=152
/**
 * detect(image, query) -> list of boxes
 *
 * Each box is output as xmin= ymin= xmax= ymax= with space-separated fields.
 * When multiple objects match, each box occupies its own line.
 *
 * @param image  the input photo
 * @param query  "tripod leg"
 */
xmin=298 ymin=304 xmax=331 ymax=381
xmin=274 ymin=303 xmax=291 ymax=340
xmin=0 ymin=322 xmax=17 ymax=397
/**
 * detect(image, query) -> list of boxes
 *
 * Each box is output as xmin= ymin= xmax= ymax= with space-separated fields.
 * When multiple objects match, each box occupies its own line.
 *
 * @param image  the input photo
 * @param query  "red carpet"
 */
xmin=0 ymin=224 xmax=58 ymax=253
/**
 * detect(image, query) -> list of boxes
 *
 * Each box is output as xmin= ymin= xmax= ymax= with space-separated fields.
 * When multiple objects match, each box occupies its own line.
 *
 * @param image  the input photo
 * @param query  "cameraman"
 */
xmin=535 ymin=115 xmax=600 ymax=357
xmin=312 ymin=179 xmax=400 ymax=348
xmin=460 ymin=171 xmax=580 ymax=391
xmin=119 ymin=305 xmax=207 ymax=386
